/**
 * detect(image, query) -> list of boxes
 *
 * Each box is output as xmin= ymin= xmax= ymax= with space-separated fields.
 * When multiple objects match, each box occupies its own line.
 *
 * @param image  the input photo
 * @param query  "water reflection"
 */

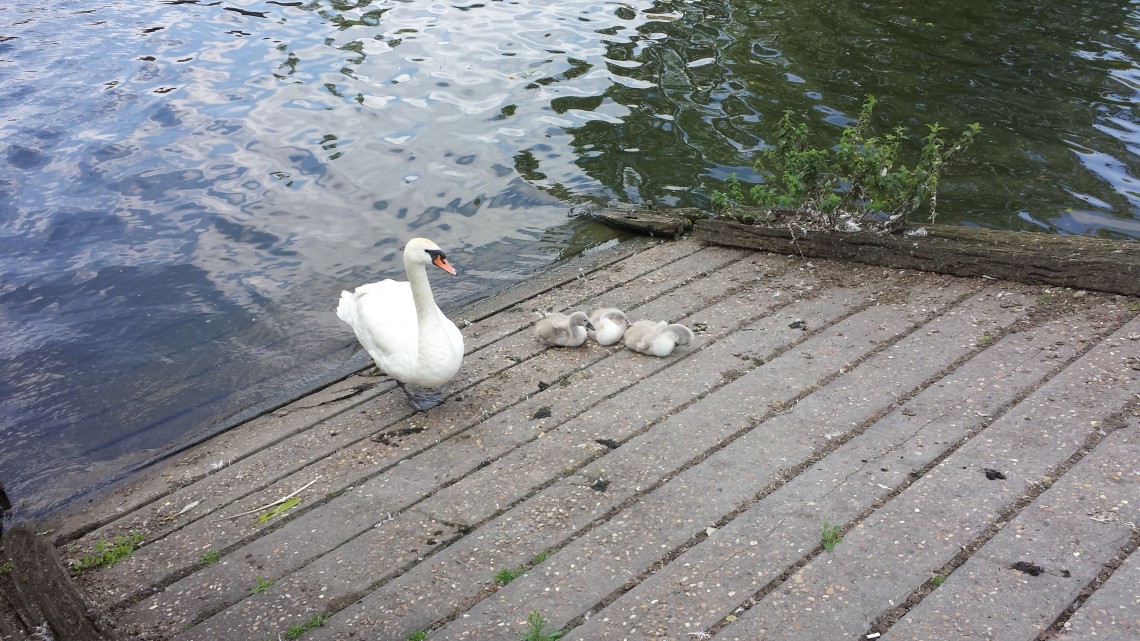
xmin=544 ymin=0 xmax=1140 ymax=235
xmin=1 ymin=0 xmax=644 ymax=518
xmin=2 ymin=0 xmax=1140 ymax=521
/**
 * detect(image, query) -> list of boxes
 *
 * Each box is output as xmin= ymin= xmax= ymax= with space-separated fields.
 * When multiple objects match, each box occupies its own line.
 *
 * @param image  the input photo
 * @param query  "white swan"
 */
xmin=622 ymin=320 xmax=695 ymax=357
xmin=588 ymin=307 xmax=628 ymax=346
xmin=337 ymin=238 xmax=464 ymax=411
xmin=534 ymin=308 xmax=595 ymax=347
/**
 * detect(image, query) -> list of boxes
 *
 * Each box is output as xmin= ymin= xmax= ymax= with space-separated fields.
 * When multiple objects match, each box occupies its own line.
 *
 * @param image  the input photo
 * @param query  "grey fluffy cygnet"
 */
xmin=534 ymin=308 xmax=595 ymax=347
xmin=622 ymin=320 xmax=695 ymax=357
xmin=588 ymin=308 xmax=629 ymax=346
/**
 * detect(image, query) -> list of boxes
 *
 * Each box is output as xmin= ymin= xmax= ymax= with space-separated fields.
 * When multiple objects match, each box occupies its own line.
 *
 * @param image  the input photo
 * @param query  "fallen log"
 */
xmin=593 ymin=207 xmax=1140 ymax=296
xmin=586 ymin=207 xmax=699 ymax=239
xmin=0 ymin=524 xmax=122 ymax=641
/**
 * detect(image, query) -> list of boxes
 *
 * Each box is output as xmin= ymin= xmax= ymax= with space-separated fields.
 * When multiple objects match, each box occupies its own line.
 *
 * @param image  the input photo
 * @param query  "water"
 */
xmin=3 ymin=0 xmax=1139 ymax=522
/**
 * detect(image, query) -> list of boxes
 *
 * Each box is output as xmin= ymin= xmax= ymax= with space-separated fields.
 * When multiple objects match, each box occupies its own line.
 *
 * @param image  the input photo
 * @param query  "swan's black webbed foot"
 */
xmin=398 ymin=382 xmax=445 ymax=411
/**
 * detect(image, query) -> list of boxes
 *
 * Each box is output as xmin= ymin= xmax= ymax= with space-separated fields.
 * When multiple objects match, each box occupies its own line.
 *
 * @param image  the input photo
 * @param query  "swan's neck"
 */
xmin=408 ymin=261 xmax=437 ymax=321
xmin=407 ymin=261 xmax=444 ymax=340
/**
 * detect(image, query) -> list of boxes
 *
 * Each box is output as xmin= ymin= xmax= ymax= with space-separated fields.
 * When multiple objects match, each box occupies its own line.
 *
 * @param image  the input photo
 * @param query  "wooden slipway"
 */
xmin=6 ymin=232 xmax=1140 ymax=641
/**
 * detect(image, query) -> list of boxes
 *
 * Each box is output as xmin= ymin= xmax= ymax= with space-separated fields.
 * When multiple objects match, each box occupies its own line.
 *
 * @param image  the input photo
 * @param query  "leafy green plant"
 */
xmin=1037 ymin=293 xmax=1054 ymax=304
xmin=1127 ymin=301 xmax=1139 ymax=311
xmin=710 ymin=173 xmax=747 ymax=217
xmin=521 ymin=610 xmax=564 ymax=641
xmin=408 ymin=632 xmax=427 ymax=641
xmin=0 ymin=561 xmax=13 ymax=575
xmin=821 ymin=522 xmax=843 ymax=552
xmin=284 ymin=615 xmax=326 ymax=640
xmin=201 ymin=550 xmax=222 ymax=565
xmin=72 ymin=530 xmax=145 ymax=573
xmin=251 ymin=576 xmax=273 ymax=594
xmin=980 ymin=333 xmax=995 ymax=346
xmin=931 ymin=572 xmax=947 ymax=588
xmin=718 ymin=96 xmax=980 ymax=231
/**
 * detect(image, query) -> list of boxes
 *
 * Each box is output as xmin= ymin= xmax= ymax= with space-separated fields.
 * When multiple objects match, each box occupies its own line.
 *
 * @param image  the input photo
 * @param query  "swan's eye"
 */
xmin=426 ymin=249 xmax=446 ymax=261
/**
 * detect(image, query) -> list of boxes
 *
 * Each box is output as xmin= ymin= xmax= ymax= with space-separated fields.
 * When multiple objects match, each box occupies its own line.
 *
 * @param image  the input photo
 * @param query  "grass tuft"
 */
xmin=495 ymin=567 xmax=523 ymax=585
xmin=521 ymin=610 xmax=564 ymax=641
xmin=496 ymin=548 xmax=556 ymax=586
xmin=251 ymin=576 xmax=273 ymax=594
xmin=284 ymin=615 xmax=326 ymax=640
xmin=72 ymin=531 xmax=145 ymax=573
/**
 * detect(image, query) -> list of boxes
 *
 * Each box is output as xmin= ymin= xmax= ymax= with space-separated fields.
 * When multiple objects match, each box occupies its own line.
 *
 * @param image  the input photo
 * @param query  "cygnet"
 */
xmin=622 ymin=320 xmax=695 ymax=357
xmin=588 ymin=308 xmax=629 ymax=346
xmin=534 ymin=308 xmax=595 ymax=347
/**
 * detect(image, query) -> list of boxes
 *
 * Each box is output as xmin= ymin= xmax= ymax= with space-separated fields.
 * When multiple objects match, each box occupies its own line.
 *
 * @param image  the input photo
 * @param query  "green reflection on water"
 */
xmin=182 ymin=0 xmax=1140 ymax=238
xmin=484 ymin=0 xmax=1138 ymax=237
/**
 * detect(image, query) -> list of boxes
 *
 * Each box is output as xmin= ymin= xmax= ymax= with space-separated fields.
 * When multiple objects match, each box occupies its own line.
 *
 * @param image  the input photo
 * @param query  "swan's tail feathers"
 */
xmin=667 ymin=324 xmax=695 ymax=345
xmin=336 ymin=290 xmax=357 ymax=325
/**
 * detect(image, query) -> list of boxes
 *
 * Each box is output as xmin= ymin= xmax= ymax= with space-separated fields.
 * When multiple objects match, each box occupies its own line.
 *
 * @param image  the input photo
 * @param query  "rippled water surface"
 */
xmin=3 ymin=0 xmax=1140 ymax=520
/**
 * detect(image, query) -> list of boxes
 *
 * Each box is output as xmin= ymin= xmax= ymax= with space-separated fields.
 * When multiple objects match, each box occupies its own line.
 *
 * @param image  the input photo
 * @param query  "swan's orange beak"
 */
xmin=433 ymin=255 xmax=458 ymax=275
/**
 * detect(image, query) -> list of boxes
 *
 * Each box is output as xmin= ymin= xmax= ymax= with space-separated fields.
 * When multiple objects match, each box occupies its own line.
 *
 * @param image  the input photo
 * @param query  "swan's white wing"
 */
xmin=338 ymin=280 xmax=419 ymax=374
xmin=415 ymin=306 xmax=464 ymax=385
xmin=440 ymin=309 xmax=464 ymax=355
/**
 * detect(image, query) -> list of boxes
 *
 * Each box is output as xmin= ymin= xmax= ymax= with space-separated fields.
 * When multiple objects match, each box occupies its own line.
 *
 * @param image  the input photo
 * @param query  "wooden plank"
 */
xmin=720 ymin=317 xmax=1140 ymax=641
xmin=567 ymin=305 xmax=1119 ymax=639
xmin=38 ymin=232 xmax=1138 ymax=641
xmin=304 ymin=284 xmax=971 ymax=641
xmin=80 ymin=244 xmax=746 ymax=618
xmin=1056 ymin=544 xmax=1140 ymax=641
xmin=878 ymin=426 xmax=1139 ymax=641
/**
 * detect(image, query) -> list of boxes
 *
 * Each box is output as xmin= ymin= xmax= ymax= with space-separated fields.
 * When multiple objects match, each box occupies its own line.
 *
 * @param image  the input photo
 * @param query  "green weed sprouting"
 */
xmin=495 ymin=566 xmax=523 ymax=585
xmin=711 ymin=173 xmax=747 ymax=218
xmin=251 ymin=576 xmax=273 ymax=594
xmin=284 ymin=615 xmax=326 ymax=640
xmin=72 ymin=530 xmax=145 ymax=573
xmin=821 ymin=522 xmax=843 ymax=552
xmin=521 ymin=610 xmax=564 ymax=641
xmin=495 ymin=549 xmax=556 ymax=586
xmin=713 ymin=96 xmax=981 ymax=232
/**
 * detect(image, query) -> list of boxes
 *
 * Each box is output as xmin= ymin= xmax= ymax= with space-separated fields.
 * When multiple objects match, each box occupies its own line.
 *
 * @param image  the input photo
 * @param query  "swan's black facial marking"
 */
xmin=425 ymin=248 xmax=458 ymax=275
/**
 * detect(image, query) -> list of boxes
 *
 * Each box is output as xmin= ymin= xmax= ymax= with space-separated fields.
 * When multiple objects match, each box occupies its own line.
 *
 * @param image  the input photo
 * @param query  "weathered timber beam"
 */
xmin=588 ymin=207 xmax=701 ymax=239
xmin=693 ymin=218 xmax=1140 ymax=296
xmin=591 ymin=207 xmax=1140 ymax=296
xmin=0 ymin=524 xmax=123 ymax=640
